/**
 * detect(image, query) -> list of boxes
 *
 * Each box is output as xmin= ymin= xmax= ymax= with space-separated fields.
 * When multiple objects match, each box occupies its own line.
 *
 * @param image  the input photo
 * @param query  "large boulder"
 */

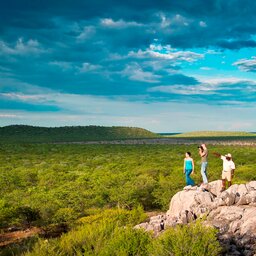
xmin=207 ymin=180 xmax=223 ymax=196
xmin=239 ymin=207 xmax=256 ymax=236
xmin=246 ymin=181 xmax=256 ymax=191
xmin=135 ymin=214 xmax=167 ymax=236
xmin=166 ymin=186 xmax=215 ymax=221
xmin=136 ymin=180 xmax=256 ymax=254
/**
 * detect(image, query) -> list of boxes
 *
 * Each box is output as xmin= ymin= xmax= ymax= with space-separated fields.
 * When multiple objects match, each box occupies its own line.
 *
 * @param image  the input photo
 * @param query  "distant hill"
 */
xmin=170 ymin=131 xmax=256 ymax=138
xmin=0 ymin=125 xmax=159 ymax=143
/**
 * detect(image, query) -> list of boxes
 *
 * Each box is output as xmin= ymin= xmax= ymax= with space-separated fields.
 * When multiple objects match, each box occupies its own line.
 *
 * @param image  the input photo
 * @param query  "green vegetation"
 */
xmin=1 ymin=143 xmax=255 ymax=227
xmin=150 ymin=220 xmax=221 ymax=256
xmin=0 ymin=142 xmax=255 ymax=255
xmin=171 ymin=130 xmax=256 ymax=138
xmin=24 ymin=208 xmax=150 ymax=256
xmin=23 ymin=210 xmax=221 ymax=256
xmin=0 ymin=125 xmax=159 ymax=143
xmin=1 ymin=125 xmax=255 ymax=144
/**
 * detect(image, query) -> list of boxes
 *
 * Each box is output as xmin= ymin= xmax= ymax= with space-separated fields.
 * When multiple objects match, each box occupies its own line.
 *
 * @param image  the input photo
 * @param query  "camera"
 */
xmin=198 ymin=145 xmax=203 ymax=151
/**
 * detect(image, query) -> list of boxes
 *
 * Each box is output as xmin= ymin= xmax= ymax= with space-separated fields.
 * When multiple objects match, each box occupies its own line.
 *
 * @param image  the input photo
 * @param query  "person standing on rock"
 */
xmin=183 ymin=152 xmax=195 ymax=186
xmin=213 ymin=152 xmax=235 ymax=191
xmin=198 ymin=144 xmax=208 ymax=185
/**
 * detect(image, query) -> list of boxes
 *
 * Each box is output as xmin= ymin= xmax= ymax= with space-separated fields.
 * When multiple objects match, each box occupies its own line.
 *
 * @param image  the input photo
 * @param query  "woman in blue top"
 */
xmin=183 ymin=152 xmax=195 ymax=186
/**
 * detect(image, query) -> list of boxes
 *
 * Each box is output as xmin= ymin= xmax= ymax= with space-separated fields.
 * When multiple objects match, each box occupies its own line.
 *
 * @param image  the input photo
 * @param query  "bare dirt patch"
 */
xmin=0 ymin=227 xmax=41 ymax=247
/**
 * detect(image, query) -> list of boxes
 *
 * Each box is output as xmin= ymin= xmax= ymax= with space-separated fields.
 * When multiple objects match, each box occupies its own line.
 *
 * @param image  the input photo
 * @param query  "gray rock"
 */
xmin=237 ymin=184 xmax=249 ymax=196
xmin=236 ymin=193 xmax=248 ymax=206
xmin=246 ymin=181 xmax=256 ymax=191
xmin=135 ymin=180 xmax=256 ymax=254
xmin=245 ymin=191 xmax=256 ymax=204
xmin=207 ymin=180 xmax=223 ymax=196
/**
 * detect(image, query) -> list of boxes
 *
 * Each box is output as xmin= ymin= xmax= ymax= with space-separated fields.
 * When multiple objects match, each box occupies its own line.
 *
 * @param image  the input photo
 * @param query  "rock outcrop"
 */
xmin=135 ymin=180 xmax=256 ymax=256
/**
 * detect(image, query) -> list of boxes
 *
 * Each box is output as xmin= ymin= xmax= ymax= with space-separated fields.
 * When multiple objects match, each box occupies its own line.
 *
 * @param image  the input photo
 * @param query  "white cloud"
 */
xmin=233 ymin=56 xmax=256 ymax=72
xmin=79 ymin=62 xmax=102 ymax=73
xmin=198 ymin=77 xmax=255 ymax=85
xmin=0 ymin=77 xmax=55 ymax=95
xmin=129 ymin=43 xmax=204 ymax=63
xmin=157 ymin=13 xmax=191 ymax=28
xmin=206 ymin=49 xmax=222 ymax=55
xmin=1 ymin=96 xmax=256 ymax=132
xmin=199 ymin=21 xmax=207 ymax=27
xmin=148 ymin=84 xmax=215 ymax=95
xmin=0 ymin=113 xmax=19 ymax=118
xmin=100 ymin=18 xmax=142 ymax=28
xmin=1 ymin=76 xmax=256 ymax=132
xmin=77 ymin=26 xmax=96 ymax=41
xmin=1 ymin=92 xmax=54 ymax=104
xmin=49 ymin=61 xmax=102 ymax=73
xmin=122 ymin=63 xmax=161 ymax=83
xmin=148 ymin=76 xmax=256 ymax=98
xmin=0 ymin=38 xmax=45 ymax=56
xmin=49 ymin=61 xmax=73 ymax=71
xmin=200 ymin=67 xmax=212 ymax=70
xmin=159 ymin=13 xmax=171 ymax=28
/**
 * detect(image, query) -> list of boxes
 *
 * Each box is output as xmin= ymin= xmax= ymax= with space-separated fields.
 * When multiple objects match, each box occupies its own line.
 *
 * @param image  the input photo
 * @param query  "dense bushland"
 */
xmin=0 ymin=143 xmax=255 ymax=255
xmin=1 ymin=143 xmax=255 ymax=229
xmin=23 ymin=209 xmax=221 ymax=256
xmin=0 ymin=125 xmax=158 ymax=143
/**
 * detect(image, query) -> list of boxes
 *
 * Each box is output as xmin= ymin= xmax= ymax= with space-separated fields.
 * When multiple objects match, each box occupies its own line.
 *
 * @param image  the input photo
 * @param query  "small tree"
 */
xmin=15 ymin=206 xmax=41 ymax=227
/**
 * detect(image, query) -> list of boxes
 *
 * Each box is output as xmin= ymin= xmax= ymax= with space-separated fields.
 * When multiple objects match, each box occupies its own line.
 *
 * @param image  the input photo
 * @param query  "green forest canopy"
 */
xmin=0 ymin=125 xmax=159 ymax=143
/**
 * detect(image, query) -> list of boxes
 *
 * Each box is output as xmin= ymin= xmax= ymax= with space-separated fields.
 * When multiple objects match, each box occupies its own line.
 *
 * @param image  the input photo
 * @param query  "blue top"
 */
xmin=185 ymin=159 xmax=193 ymax=170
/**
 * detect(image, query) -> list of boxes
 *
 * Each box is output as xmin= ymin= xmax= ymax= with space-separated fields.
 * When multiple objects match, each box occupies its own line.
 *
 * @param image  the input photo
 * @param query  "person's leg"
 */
xmin=204 ymin=162 xmax=208 ymax=182
xmin=227 ymin=171 xmax=232 ymax=187
xmin=221 ymin=179 xmax=226 ymax=191
xmin=185 ymin=169 xmax=189 ymax=185
xmin=221 ymin=171 xmax=226 ymax=191
xmin=186 ymin=169 xmax=195 ymax=186
xmin=201 ymin=162 xmax=208 ymax=184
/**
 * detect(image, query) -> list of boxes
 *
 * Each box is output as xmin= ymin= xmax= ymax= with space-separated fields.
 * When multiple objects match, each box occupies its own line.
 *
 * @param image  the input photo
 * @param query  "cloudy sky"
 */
xmin=1 ymin=0 xmax=256 ymax=132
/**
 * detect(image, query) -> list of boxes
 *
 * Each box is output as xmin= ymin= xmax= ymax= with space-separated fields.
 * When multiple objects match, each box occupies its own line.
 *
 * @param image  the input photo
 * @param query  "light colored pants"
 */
xmin=222 ymin=170 xmax=232 ymax=181
xmin=201 ymin=162 xmax=208 ymax=184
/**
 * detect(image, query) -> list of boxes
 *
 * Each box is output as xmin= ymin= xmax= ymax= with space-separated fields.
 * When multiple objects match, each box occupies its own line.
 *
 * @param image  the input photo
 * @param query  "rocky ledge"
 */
xmin=135 ymin=180 xmax=256 ymax=256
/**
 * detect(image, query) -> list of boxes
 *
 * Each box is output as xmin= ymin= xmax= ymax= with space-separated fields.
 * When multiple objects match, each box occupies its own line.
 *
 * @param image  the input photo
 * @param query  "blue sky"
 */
xmin=0 ymin=0 xmax=256 ymax=132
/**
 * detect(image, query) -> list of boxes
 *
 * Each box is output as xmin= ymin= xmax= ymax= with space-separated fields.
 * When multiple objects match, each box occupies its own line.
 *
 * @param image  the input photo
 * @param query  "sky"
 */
xmin=0 ymin=0 xmax=256 ymax=132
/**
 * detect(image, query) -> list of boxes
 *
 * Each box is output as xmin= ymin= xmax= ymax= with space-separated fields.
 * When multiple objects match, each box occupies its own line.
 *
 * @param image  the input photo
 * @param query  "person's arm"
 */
xmin=183 ymin=159 xmax=186 ymax=174
xmin=192 ymin=159 xmax=195 ymax=174
xmin=212 ymin=152 xmax=221 ymax=158
xmin=199 ymin=149 xmax=207 ymax=157
xmin=231 ymin=162 xmax=235 ymax=177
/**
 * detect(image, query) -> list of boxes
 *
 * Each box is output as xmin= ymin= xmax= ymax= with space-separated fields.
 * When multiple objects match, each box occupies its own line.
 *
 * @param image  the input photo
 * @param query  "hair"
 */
xmin=186 ymin=151 xmax=191 ymax=156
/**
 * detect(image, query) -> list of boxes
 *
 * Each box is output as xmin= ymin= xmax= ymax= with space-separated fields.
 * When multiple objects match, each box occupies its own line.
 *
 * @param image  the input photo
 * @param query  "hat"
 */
xmin=225 ymin=153 xmax=232 ymax=158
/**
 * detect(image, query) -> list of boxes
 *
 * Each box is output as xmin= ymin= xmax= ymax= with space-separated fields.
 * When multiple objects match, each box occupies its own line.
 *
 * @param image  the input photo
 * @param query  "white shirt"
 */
xmin=221 ymin=156 xmax=235 ymax=172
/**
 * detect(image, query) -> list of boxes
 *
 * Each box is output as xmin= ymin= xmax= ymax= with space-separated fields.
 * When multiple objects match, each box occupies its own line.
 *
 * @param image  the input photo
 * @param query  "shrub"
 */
xmin=149 ymin=221 xmax=222 ymax=256
xmin=15 ymin=206 xmax=41 ymax=226
xmin=101 ymin=227 xmax=152 ymax=256
xmin=24 ymin=208 xmax=148 ymax=256
xmin=52 ymin=208 xmax=77 ymax=223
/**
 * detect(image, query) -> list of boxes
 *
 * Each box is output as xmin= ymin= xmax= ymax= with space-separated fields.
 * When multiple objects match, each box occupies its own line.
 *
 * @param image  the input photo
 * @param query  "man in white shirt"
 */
xmin=213 ymin=152 xmax=236 ymax=191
